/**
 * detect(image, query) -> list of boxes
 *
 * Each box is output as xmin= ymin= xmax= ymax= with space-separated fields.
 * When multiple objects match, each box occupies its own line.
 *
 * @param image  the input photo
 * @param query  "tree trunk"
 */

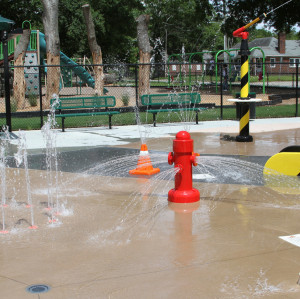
xmin=42 ymin=0 xmax=60 ymax=108
xmin=13 ymin=29 xmax=31 ymax=110
xmin=82 ymin=4 xmax=104 ymax=95
xmin=137 ymin=15 xmax=152 ymax=101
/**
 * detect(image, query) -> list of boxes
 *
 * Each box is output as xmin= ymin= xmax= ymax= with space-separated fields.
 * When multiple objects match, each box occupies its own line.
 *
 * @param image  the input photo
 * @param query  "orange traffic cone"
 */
xmin=129 ymin=144 xmax=160 ymax=176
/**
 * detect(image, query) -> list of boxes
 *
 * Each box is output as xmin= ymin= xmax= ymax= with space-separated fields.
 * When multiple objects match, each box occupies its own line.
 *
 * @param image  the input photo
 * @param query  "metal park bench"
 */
xmin=50 ymin=96 xmax=120 ymax=131
xmin=141 ymin=92 xmax=205 ymax=127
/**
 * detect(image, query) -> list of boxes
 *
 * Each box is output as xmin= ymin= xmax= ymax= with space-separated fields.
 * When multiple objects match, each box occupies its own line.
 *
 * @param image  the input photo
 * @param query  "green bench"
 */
xmin=141 ymin=92 xmax=204 ymax=127
xmin=50 ymin=96 xmax=120 ymax=131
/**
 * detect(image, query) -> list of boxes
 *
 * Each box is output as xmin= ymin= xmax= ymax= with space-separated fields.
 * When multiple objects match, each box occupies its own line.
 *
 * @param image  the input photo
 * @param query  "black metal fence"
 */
xmin=0 ymin=61 xmax=298 ymax=131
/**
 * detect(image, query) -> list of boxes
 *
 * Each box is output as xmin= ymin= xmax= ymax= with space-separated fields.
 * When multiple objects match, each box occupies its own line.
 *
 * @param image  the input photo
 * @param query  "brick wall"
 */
xmin=265 ymin=57 xmax=298 ymax=74
xmin=278 ymin=32 xmax=286 ymax=54
xmin=168 ymin=63 xmax=205 ymax=76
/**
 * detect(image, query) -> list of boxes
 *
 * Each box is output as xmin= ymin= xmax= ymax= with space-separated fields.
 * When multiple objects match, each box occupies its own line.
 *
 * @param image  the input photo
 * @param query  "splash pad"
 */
xmin=0 ymin=121 xmax=300 ymax=298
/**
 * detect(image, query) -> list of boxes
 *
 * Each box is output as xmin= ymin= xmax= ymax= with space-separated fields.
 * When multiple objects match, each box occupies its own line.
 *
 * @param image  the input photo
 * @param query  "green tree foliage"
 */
xmin=58 ymin=1 xmax=99 ymax=58
xmin=2 ymin=0 xmax=143 ymax=62
xmin=58 ymin=0 xmax=143 ymax=61
xmin=1 ymin=0 xmax=298 ymax=63
xmin=84 ymin=0 xmax=143 ymax=62
xmin=286 ymin=29 xmax=300 ymax=40
xmin=248 ymin=28 xmax=274 ymax=41
xmin=262 ymin=0 xmax=300 ymax=33
xmin=199 ymin=21 xmax=225 ymax=53
xmin=212 ymin=0 xmax=300 ymax=37
xmin=143 ymin=0 xmax=213 ymax=57
xmin=1 ymin=0 xmax=43 ymax=29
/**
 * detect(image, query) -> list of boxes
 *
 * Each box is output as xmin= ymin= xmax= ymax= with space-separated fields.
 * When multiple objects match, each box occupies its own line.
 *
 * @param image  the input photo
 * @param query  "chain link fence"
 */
xmin=0 ymin=61 xmax=298 ymax=131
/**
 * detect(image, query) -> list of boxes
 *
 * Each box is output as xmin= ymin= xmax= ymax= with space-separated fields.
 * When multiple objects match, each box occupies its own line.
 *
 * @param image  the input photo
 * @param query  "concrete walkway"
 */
xmin=7 ymin=117 xmax=300 ymax=151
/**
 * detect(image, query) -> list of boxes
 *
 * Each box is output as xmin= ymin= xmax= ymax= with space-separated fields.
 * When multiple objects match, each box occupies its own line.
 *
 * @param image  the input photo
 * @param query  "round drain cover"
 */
xmin=26 ymin=284 xmax=50 ymax=294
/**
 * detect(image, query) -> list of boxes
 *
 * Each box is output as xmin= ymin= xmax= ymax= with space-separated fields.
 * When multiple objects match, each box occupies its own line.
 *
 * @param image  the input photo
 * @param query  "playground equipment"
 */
xmin=168 ymin=48 xmax=266 ymax=95
xmin=214 ymin=47 xmax=266 ymax=94
xmin=227 ymin=15 xmax=268 ymax=142
xmin=227 ymin=0 xmax=294 ymax=142
xmin=0 ymin=15 xmax=15 ymax=131
xmin=264 ymin=146 xmax=300 ymax=176
xmin=263 ymin=145 xmax=300 ymax=195
xmin=168 ymin=131 xmax=200 ymax=203
xmin=167 ymin=51 xmax=217 ymax=89
xmin=24 ymin=51 xmax=39 ymax=95
xmin=34 ymin=31 xmax=96 ymax=90
xmin=226 ymin=0 xmax=295 ymax=142
xmin=0 ymin=23 xmax=97 ymax=94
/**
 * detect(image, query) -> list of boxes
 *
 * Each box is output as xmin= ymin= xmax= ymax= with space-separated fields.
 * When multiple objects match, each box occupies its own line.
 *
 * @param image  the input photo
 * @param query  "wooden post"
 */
xmin=41 ymin=0 xmax=60 ymax=108
xmin=13 ymin=29 xmax=31 ymax=109
xmin=82 ymin=3 xmax=104 ymax=96
xmin=137 ymin=15 xmax=151 ymax=102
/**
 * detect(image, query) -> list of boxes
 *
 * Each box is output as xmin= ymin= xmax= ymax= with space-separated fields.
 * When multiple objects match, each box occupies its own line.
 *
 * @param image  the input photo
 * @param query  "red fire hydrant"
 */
xmin=168 ymin=131 xmax=200 ymax=203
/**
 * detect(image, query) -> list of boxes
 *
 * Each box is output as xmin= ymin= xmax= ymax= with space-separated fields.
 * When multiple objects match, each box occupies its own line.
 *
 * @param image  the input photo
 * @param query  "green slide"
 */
xmin=38 ymin=31 xmax=96 ymax=89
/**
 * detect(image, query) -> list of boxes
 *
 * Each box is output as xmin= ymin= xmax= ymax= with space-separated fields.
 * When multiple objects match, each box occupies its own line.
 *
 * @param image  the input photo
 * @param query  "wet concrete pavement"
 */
xmin=0 ymin=119 xmax=300 ymax=298
xmin=120 ymin=127 xmax=300 ymax=157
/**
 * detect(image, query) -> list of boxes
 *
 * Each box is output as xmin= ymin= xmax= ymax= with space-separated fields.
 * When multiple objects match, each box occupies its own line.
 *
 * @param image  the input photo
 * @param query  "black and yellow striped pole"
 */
xmin=237 ymin=37 xmax=252 ymax=142
xmin=233 ymin=14 xmax=266 ymax=142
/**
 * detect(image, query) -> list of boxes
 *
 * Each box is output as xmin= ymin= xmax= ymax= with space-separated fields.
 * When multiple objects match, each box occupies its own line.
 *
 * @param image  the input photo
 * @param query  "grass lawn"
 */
xmin=0 ymin=104 xmax=297 ymax=131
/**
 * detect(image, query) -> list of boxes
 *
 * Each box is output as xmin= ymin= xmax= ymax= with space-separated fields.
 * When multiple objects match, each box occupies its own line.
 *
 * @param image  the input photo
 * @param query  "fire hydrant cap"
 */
xmin=176 ymin=131 xmax=191 ymax=140
xmin=173 ymin=131 xmax=193 ymax=153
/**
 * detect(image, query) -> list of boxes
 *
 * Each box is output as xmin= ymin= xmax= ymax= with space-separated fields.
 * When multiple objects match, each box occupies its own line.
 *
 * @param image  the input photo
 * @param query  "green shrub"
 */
xmin=28 ymin=94 xmax=38 ymax=107
xmin=10 ymin=97 xmax=18 ymax=112
xmin=121 ymin=92 xmax=130 ymax=106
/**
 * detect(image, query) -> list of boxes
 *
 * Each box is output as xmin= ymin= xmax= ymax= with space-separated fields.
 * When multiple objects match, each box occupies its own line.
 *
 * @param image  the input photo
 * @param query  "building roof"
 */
xmin=229 ymin=37 xmax=300 ymax=59
xmin=0 ymin=15 xmax=15 ymax=31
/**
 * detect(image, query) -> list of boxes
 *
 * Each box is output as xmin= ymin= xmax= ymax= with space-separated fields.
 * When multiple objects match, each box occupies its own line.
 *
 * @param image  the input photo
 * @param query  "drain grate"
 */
xmin=26 ymin=284 xmax=51 ymax=294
